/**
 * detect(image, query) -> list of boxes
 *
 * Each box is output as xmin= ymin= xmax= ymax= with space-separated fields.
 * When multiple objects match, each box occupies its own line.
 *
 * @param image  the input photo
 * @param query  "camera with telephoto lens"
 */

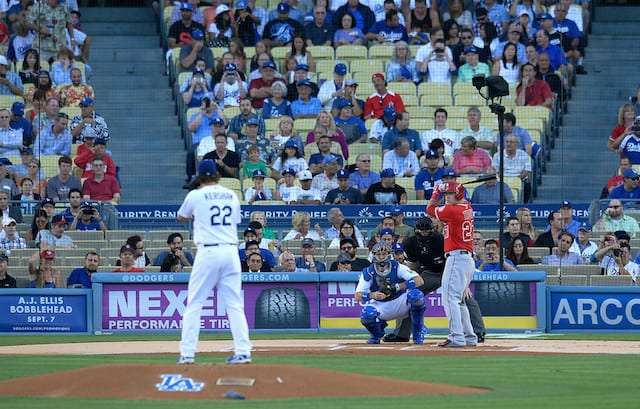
xmin=613 ymin=248 xmax=622 ymax=257
xmin=631 ymin=125 xmax=640 ymax=132
xmin=82 ymin=209 xmax=94 ymax=215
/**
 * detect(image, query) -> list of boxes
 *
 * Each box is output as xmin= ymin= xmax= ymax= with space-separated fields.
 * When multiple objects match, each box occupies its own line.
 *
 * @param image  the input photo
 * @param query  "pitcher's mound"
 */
xmin=0 ymin=363 xmax=489 ymax=400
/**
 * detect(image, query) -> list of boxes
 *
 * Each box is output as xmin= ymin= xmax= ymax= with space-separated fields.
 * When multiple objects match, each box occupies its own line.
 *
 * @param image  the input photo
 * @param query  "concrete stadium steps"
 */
xmin=84 ymin=7 xmax=185 ymax=204
xmin=533 ymin=5 xmax=637 ymax=203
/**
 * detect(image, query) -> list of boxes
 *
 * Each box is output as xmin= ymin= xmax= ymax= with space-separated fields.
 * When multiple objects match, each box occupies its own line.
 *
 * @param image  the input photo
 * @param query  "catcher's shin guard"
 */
xmin=407 ymin=289 xmax=426 ymax=344
xmin=360 ymin=305 xmax=387 ymax=344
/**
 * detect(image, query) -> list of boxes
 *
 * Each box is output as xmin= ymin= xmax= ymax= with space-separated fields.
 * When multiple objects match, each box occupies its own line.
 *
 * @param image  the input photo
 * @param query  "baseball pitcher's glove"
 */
xmin=378 ymin=280 xmax=397 ymax=298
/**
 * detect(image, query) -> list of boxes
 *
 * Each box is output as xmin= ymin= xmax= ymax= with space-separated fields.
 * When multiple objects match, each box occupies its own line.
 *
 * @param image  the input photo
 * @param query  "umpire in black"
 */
xmin=382 ymin=216 xmax=487 ymax=343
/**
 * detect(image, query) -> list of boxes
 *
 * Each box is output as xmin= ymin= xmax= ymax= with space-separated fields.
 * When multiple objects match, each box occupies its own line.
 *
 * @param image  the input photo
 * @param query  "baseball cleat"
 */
xmin=413 ymin=332 xmax=424 ymax=345
xmin=382 ymin=334 xmax=409 ymax=342
xmin=226 ymin=354 xmax=252 ymax=364
xmin=437 ymin=339 xmax=465 ymax=348
xmin=178 ymin=355 xmax=195 ymax=364
xmin=477 ymin=333 xmax=486 ymax=343
xmin=366 ymin=336 xmax=381 ymax=344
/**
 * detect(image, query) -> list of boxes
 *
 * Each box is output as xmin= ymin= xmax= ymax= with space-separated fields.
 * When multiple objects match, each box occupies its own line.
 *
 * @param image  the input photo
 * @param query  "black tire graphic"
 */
xmin=254 ymin=288 xmax=311 ymax=329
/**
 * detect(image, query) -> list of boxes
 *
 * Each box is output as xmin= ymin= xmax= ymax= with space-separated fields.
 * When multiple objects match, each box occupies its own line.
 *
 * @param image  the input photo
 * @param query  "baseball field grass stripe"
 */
xmin=0 ymin=353 xmax=639 ymax=408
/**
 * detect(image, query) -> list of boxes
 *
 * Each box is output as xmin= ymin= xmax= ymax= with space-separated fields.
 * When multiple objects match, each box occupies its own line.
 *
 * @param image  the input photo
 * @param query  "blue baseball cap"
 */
xmin=246 ymin=117 xmax=260 ymax=126
xmin=424 ymin=149 xmax=438 ymax=159
xmin=560 ymin=200 xmax=573 ymax=209
xmin=94 ymin=138 xmax=107 ymax=145
xmin=20 ymin=146 xmax=33 ymax=155
xmin=224 ymin=62 xmax=238 ymax=72
xmin=252 ymin=169 xmax=266 ymax=178
xmin=337 ymin=169 xmax=350 ymax=179
xmin=191 ymin=28 xmax=205 ymax=40
xmin=537 ymin=12 xmax=553 ymax=20
xmin=277 ymin=2 xmax=290 ymax=13
xmin=79 ymin=201 xmax=94 ymax=209
xmin=261 ymin=61 xmax=277 ymax=70
xmin=334 ymin=63 xmax=347 ymax=75
xmin=380 ymin=228 xmax=394 ymax=237
xmin=283 ymin=139 xmax=298 ymax=148
xmin=336 ymin=98 xmax=353 ymax=109
xmin=180 ymin=2 xmax=193 ymax=11
xmin=380 ymin=168 xmax=395 ymax=178
xmin=80 ymin=97 xmax=94 ymax=106
xmin=209 ymin=117 xmax=225 ymax=126
xmin=11 ymin=101 xmax=24 ymax=116
xmin=623 ymin=168 xmax=639 ymax=179
xmin=236 ymin=0 xmax=249 ymax=9
xmin=323 ymin=154 xmax=339 ymax=165
xmin=578 ymin=222 xmax=592 ymax=232
xmin=392 ymin=242 xmax=404 ymax=253
xmin=442 ymin=168 xmax=457 ymax=177
xmin=383 ymin=106 xmax=395 ymax=121
xmin=295 ymin=63 xmax=309 ymax=72
xmin=198 ymin=159 xmax=218 ymax=176
xmin=390 ymin=204 xmax=404 ymax=215
xmin=282 ymin=167 xmax=296 ymax=176
xmin=297 ymin=79 xmax=313 ymax=88
xmin=464 ymin=46 xmax=479 ymax=54
xmin=0 ymin=158 xmax=11 ymax=166
xmin=41 ymin=197 xmax=55 ymax=206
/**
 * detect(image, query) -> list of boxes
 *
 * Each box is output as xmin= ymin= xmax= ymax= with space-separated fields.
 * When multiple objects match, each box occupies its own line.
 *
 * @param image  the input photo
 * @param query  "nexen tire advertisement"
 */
xmin=254 ymin=288 xmax=311 ymax=329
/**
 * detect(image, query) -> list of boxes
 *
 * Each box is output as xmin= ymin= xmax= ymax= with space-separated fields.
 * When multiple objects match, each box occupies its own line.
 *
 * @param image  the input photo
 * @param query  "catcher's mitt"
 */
xmin=378 ymin=280 xmax=397 ymax=298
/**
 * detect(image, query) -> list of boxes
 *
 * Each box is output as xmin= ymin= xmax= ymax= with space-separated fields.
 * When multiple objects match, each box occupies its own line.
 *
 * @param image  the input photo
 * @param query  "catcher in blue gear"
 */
xmin=354 ymin=243 xmax=426 ymax=344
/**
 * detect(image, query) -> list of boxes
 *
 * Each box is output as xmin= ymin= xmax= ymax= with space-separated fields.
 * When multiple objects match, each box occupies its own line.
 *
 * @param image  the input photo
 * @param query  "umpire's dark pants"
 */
xmin=393 ymin=271 xmax=486 ymax=338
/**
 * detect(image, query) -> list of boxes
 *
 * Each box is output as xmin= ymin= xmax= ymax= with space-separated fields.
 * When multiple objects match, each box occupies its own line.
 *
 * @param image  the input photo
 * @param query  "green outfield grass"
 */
xmin=0 ymin=334 xmax=639 ymax=409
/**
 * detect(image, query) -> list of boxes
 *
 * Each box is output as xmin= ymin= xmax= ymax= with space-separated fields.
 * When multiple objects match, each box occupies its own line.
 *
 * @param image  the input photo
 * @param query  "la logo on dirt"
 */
xmin=156 ymin=374 xmax=204 ymax=392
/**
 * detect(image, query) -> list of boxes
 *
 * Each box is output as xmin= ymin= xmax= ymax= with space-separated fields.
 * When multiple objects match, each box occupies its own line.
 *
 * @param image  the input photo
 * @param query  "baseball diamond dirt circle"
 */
xmin=0 ymin=339 xmax=637 ymax=400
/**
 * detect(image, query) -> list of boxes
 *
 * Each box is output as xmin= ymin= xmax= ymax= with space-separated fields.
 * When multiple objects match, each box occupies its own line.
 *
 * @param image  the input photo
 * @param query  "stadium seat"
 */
xmin=368 ymin=44 xmax=395 ymax=59
xmin=335 ymin=45 xmax=368 ymax=63
xmin=307 ymin=46 xmax=335 ymax=60
xmin=387 ymin=82 xmax=416 ymax=96
xmin=589 ymin=275 xmax=633 ymax=287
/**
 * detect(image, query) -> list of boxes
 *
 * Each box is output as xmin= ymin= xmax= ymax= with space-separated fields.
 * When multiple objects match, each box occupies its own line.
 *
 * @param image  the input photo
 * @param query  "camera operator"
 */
xmin=595 ymin=236 xmax=638 ymax=281
xmin=594 ymin=233 xmax=622 ymax=275
xmin=475 ymin=239 xmax=518 ymax=271
xmin=69 ymin=201 xmax=106 ymax=233
xmin=382 ymin=216 xmax=487 ymax=343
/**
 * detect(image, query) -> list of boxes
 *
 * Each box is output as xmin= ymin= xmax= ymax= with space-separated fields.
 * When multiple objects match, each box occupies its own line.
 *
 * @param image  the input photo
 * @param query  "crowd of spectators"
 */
xmin=171 ymin=0 xmax=594 ymax=204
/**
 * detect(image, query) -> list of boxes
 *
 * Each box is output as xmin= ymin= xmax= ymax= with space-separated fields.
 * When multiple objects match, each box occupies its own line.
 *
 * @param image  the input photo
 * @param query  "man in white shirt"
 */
xmin=420 ymin=107 xmax=460 ymax=158
xmin=569 ymin=222 xmax=598 ymax=264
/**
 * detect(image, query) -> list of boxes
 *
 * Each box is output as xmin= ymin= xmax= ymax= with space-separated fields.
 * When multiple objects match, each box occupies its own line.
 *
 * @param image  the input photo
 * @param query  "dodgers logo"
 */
xmin=156 ymin=374 xmax=205 ymax=392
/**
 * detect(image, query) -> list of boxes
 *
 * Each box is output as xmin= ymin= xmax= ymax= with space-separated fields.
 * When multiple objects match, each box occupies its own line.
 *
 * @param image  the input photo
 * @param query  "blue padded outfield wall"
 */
xmin=2 ymin=271 xmax=639 ymax=335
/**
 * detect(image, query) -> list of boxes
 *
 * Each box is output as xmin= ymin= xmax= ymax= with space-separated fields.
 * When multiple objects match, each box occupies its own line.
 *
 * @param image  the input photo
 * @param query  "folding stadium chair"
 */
xmin=406 ymin=105 xmax=433 ymax=120
xmin=349 ymin=59 xmax=384 ymax=78
xmin=387 ymin=82 xmax=417 ymax=97
xmin=419 ymin=92 xmax=453 ymax=108
xmin=417 ymin=82 xmax=452 ymax=102
xmin=335 ymin=45 xmax=368 ymax=64
xmin=589 ymin=275 xmax=633 ymax=287
xmin=308 ymin=46 xmax=335 ymax=61
xmin=368 ymin=44 xmax=395 ymax=60
xmin=453 ymin=93 xmax=487 ymax=107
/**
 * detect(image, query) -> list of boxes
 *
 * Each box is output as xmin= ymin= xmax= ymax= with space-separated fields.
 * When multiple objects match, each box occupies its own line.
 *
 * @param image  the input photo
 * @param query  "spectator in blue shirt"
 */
xmin=381 ymin=110 xmax=422 ymax=156
xmin=366 ymin=9 xmax=408 ymax=44
xmin=9 ymin=102 xmax=32 ymax=145
xmin=67 ymin=252 xmax=100 ymax=288
xmin=291 ymin=79 xmax=322 ymax=119
xmin=609 ymin=168 xmax=640 ymax=200
xmin=333 ymin=98 xmax=367 ymax=144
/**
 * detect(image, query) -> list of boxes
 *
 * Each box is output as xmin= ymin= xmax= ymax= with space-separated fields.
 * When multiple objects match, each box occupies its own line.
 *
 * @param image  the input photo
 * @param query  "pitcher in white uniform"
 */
xmin=177 ymin=159 xmax=252 ymax=364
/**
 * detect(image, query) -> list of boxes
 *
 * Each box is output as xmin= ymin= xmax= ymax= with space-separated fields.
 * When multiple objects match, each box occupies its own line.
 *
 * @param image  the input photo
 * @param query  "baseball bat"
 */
xmin=460 ymin=175 xmax=498 ymax=185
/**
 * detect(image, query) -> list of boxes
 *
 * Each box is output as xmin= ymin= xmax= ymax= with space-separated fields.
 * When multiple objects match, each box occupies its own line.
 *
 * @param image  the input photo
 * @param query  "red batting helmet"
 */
xmin=441 ymin=182 xmax=464 ymax=200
